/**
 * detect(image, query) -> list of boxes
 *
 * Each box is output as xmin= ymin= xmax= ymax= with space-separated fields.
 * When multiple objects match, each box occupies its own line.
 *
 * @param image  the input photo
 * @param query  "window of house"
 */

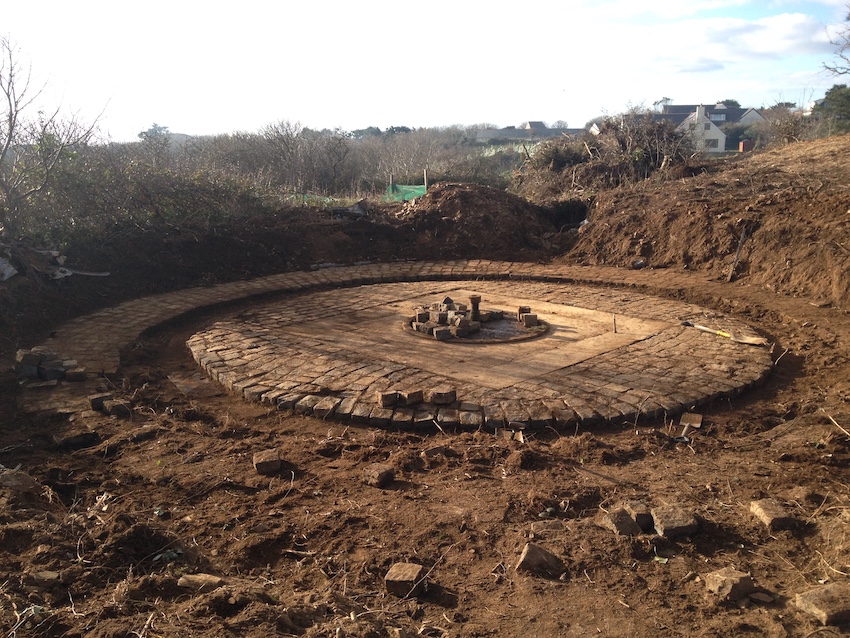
xmin=704 ymin=123 xmax=711 ymax=130
xmin=705 ymin=138 xmax=719 ymax=148
xmin=710 ymin=113 xmax=726 ymax=121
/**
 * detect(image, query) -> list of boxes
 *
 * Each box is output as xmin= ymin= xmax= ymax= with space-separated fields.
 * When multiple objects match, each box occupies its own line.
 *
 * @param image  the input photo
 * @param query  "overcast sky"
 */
xmin=4 ymin=0 xmax=848 ymax=141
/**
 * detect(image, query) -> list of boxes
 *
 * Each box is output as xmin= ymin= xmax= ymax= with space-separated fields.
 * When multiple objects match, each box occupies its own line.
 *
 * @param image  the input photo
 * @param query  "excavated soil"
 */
xmin=1 ymin=137 xmax=850 ymax=637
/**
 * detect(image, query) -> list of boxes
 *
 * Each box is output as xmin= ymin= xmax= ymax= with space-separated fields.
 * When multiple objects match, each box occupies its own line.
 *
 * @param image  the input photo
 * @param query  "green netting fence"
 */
xmin=384 ymin=184 xmax=427 ymax=202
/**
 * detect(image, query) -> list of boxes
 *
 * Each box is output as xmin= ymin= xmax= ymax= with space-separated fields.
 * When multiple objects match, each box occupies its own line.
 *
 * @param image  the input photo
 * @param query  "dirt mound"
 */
xmin=564 ymin=134 xmax=850 ymax=308
xmin=396 ymin=182 xmax=570 ymax=259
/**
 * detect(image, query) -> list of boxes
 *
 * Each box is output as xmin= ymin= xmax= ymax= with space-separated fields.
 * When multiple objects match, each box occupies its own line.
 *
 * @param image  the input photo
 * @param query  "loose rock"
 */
xmin=516 ymin=542 xmax=565 ymax=578
xmin=749 ymin=498 xmax=797 ymax=531
xmin=253 ymin=449 xmax=281 ymax=475
xmin=704 ymin=567 xmax=755 ymax=601
xmin=795 ymin=583 xmax=850 ymax=625
xmin=385 ymin=562 xmax=425 ymax=597
xmin=651 ymin=505 xmax=698 ymax=538
xmin=364 ymin=463 xmax=395 ymax=488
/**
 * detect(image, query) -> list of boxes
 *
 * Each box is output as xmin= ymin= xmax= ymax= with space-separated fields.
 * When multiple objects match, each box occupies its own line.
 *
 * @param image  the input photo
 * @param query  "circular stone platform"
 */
xmin=186 ymin=280 xmax=774 ymax=429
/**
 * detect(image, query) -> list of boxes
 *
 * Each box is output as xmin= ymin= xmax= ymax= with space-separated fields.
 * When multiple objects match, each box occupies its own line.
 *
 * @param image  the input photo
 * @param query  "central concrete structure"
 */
xmin=187 ymin=280 xmax=773 ymax=430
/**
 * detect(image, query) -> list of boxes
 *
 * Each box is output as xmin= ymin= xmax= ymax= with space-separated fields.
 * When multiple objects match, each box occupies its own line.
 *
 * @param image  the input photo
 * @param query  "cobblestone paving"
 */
xmin=27 ymin=261 xmax=775 ymax=427
xmin=186 ymin=280 xmax=773 ymax=429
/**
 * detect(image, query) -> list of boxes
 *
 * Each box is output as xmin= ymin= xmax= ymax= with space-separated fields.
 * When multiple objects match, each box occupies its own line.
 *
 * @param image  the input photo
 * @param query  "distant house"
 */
xmin=475 ymin=121 xmax=587 ymax=143
xmin=656 ymin=103 xmax=766 ymax=152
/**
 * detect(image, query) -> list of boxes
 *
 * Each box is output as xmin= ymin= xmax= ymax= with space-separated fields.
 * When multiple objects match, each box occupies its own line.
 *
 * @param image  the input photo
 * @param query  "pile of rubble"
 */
xmin=407 ymin=295 xmax=538 ymax=341
xmin=14 ymin=346 xmax=87 ymax=385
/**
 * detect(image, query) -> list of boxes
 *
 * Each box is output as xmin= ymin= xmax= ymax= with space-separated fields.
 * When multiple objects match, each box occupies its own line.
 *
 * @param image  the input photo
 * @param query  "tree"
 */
xmin=825 ymin=5 xmax=850 ymax=76
xmin=0 ymin=36 xmax=96 ymax=236
xmin=812 ymin=84 xmax=850 ymax=133
xmin=719 ymin=99 xmax=741 ymax=108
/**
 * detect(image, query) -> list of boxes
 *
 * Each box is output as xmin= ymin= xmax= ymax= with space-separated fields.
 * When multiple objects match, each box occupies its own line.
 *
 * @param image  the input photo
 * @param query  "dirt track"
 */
xmin=2 ymin=136 xmax=850 ymax=637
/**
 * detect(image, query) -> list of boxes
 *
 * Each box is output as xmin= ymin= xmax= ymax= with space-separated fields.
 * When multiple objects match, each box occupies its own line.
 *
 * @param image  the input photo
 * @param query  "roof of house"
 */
xmin=661 ymin=103 xmax=761 ymax=124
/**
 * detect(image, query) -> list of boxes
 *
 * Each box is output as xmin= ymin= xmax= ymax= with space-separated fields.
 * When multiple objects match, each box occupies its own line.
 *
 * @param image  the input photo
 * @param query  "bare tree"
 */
xmin=0 ymin=36 xmax=96 ymax=235
xmin=825 ymin=5 xmax=850 ymax=76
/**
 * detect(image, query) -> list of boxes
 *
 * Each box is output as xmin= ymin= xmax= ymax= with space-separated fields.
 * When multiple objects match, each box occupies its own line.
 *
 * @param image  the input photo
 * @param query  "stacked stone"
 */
xmin=15 ymin=347 xmax=87 ymax=384
xmin=409 ymin=296 xmax=505 ymax=340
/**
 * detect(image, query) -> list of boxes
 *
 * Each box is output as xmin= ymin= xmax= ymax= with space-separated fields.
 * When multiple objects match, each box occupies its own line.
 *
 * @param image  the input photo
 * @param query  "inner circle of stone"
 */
xmin=187 ymin=280 xmax=774 ymax=428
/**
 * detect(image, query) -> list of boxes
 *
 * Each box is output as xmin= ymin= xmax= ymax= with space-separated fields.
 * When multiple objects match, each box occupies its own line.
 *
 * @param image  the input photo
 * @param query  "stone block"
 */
xmin=294 ymin=394 xmax=322 ymax=415
xmin=597 ymin=508 xmax=643 ymax=536
xmin=313 ymin=396 xmax=342 ymax=419
xmin=438 ymin=407 xmax=459 ymax=426
xmin=64 ymin=367 xmax=88 ymax=382
xmin=459 ymin=410 xmax=483 ymax=428
xmin=429 ymin=311 xmax=448 ymax=324
xmin=749 ymin=499 xmax=797 ymax=531
xmin=54 ymin=429 xmax=101 ymax=450
xmin=623 ymin=501 xmax=654 ymax=533
xmin=177 ymin=573 xmax=226 ymax=592
xmin=335 ymin=396 xmax=358 ymax=420
xmin=385 ymin=562 xmax=425 ymax=597
xmin=350 ymin=402 xmax=373 ymax=424
xmin=398 ymin=389 xmax=424 ymax=406
xmin=705 ymin=567 xmax=755 ymax=601
xmin=521 ymin=313 xmax=538 ymax=328
xmin=377 ymin=390 xmax=398 ymax=407
xmin=103 ymin=399 xmax=132 ymax=419
xmin=427 ymin=387 xmax=456 ymax=405
xmin=253 ymin=448 xmax=281 ymax=475
xmin=517 ymin=306 xmax=531 ymax=321
xmin=651 ymin=505 xmax=698 ymax=538
xmin=391 ymin=407 xmax=415 ymax=428
xmin=15 ymin=349 xmax=42 ymax=366
xmin=38 ymin=360 xmax=66 ymax=381
xmin=450 ymin=326 xmax=470 ymax=338
xmin=369 ymin=406 xmax=394 ymax=427
xmin=364 ymin=463 xmax=395 ymax=488
xmin=795 ymin=583 xmax=850 ymax=625
xmin=516 ymin=543 xmax=565 ymax=578
xmin=433 ymin=326 xmax=453 ymax=340
xmin=414 ymin=311 xmax=429 ymax=323
xmin=277 ymin=393 xmax=305 ymax=410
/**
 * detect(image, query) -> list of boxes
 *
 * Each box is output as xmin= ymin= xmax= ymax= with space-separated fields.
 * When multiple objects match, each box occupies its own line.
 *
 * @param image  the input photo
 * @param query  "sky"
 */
xmin=3 ymin=0 xmax=848 ymax=142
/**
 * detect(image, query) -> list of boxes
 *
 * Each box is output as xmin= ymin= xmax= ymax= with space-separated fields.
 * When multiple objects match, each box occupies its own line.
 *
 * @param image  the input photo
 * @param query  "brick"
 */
xmin=597 ymin=508 xmax=643 ymax=536
xmin=253 ymin=449 xmax=281 ymax=475
xmin=313 ymin=396 xmax=342 ymax=419
xmin=795 ymin=583 xmax=850 ymax=625
xmin=294 ymin=395 xmax=322 ymax=415
xmin=384 ymin=562 xmax=425 ymax=597
xmin=398 ymin=389 xmax=424 ymax=406
xmin=377 ymin=391 xmax=398 ymax=407
xmin=427 ymin=387 xmax=456 ymax=405
xmin=103 ymin=399 xmax=132 ymax=419
xmin=369 ymin=406 xmax=394 ymax=427
xmin=364 ymin=463 xmax=395 ymax=488
xmin=623 ymin=501 xmax=654 ymax=533
xmin=651 ymin=505 xmax=698 ymax=538
xmin=705 ymin=567 xmax=755 ymax=601
xmin=749 ymin=499 xmax=797 ymax=531
xmin=516 ymin=543 xmax=565 ymax=578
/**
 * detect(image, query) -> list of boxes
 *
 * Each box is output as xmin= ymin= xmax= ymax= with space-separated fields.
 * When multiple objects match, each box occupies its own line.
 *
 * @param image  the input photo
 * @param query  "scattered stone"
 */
xmin=38 ymin=359 xmax=66 ymax=381
xmin=15 ymin=349 xmax=42 ymax=367
xmin=398 ymin=389 xmax=424 ymax=406
xmin=54 ymin=429 xmax=101 ymax=450
xmin=0 ymin=470 xmax=42 ymax=494
xmin=377 ymin=391 xmax=399 ymax=408
xmin=796 ymin=583 xmax=850 ymax=625
xmin=516 ymin=543 xmax=565 ymax=578
xmin=103 ymin=399 xmax=132 ymax=419
xmin=253 ymin=449 xmax=281 ymax=475
xmin=29 ymin=570 xmax=60 ymax=588
xmin=597 ymin=508 xmax=643 ymax=536
xmin=748 ymin=592 xmax=774 ymax=604
xmin=623 ymin=501 xmax=654 ymax=533
xmin=384 ymin=562 xmax=425 ymax=597
xmin=364 ymin=463 xmax=395 ymax=488
xmin=88 ymin=393 xmax=114 ymax=411
xmin=652 ymin=505 xmax=698 ymax=538
xmin=427 ymin=387 xmax=456 ymax=405
xmin=750 ymin=498 xmax=797 ymax=531
xmin=177 ymin=573 xmax=226 ymax=592
xmin=705 ymin=567 xmax=755 ymax=601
